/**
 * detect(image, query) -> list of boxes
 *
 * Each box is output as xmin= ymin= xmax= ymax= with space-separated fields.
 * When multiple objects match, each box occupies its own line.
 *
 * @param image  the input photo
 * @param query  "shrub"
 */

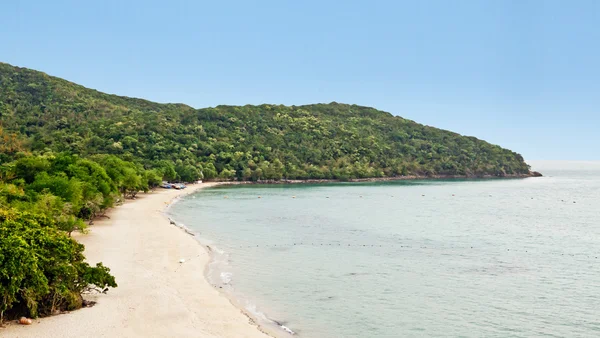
xmin=0 ymin=209 xmax=117 ymax=321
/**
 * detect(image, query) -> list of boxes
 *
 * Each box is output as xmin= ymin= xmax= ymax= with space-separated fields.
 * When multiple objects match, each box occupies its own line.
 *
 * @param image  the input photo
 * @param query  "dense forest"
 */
xmin=0 ymin=62 xmax=532 ymax=181
xmin=0 ymin=62 xmax=534 ymax=321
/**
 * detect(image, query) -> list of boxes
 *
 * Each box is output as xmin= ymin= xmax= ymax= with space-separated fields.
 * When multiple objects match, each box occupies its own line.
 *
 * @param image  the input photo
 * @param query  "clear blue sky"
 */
xmin=2 ymin=0 xmax=599 ymax=160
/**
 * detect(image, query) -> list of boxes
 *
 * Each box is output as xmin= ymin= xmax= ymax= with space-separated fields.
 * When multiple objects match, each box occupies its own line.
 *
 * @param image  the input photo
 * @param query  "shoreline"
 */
xmin=206 ymin=172 xmax=542 ymax=185
xmin=163 ymin=174 xmax=542 ymax=337
xmin=1 ymin=174 xmax=540 ymax=337
xmin=2 ymin=183 xmax=271 ymax=338
xmin=164 ymin=186 xmax=292 ymax=338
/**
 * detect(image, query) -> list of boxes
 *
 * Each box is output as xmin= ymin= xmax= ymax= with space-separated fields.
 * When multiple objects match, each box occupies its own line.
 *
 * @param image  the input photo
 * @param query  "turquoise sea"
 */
xmin=169 ymin=161 xmax=600 ymax=337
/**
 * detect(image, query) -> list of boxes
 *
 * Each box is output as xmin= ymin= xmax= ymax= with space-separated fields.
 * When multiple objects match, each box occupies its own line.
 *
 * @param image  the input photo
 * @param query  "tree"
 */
xmin=0 ymin=126 xmax=26 ymax=164
xmin=242 ymin=167 xmax=252 ymax=181
xmin=121 ymin=168 xmax=142 ymax=198
xmin=13 ymin=156 xmax=50 ymax=184
xmin=202 ymin=163 xmax=218 ymax=179
xmin=143 ymin=169 xmax=162 ymax=190
xmin=0 ymin=209 xmax=117 ymax=320
xmin=153 ymin=160 xmax=177 ymax=181
xmin=175 ymin=163 xmax=200 ymax=182
xmin=218 ymin=168 xmax=236 ymax=180
xmin=30 ymin=193 xmax=87 ymax=235
xmin=28 ymin=172 xmax=83 ymax=211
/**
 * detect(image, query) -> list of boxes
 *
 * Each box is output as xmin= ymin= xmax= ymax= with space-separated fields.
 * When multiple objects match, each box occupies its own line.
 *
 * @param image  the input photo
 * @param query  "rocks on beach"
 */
xmin=19 ymin=317 xmax=33 ymax=325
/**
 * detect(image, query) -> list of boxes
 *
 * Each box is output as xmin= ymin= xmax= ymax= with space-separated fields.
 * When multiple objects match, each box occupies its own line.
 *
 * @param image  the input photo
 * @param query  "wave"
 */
xmin=166 ymin=207 xmax=297 ymax=337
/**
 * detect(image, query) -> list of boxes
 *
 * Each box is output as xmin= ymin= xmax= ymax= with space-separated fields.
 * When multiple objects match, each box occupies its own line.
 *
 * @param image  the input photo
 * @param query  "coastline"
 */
xmin=207 ymin=172 xmax=542 ymax=185
xmin=1 ymin=183 xmax=271 ymax=338
xmin=165 ymin=187 xmax=293 ymax=338
xmin=1 ymin=174 xmax=541 ymax=337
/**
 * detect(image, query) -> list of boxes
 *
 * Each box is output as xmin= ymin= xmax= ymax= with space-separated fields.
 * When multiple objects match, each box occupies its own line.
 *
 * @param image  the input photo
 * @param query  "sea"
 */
xmin=168 ymin=161 xmax=600 ymax=337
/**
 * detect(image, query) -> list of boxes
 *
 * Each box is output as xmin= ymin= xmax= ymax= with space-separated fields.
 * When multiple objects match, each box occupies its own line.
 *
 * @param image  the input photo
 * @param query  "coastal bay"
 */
xmin=171 ymin=162 xmax=600 ymax=337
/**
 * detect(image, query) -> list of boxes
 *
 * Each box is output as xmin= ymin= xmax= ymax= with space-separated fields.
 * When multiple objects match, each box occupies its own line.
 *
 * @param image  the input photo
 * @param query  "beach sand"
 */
xmin=2 ymin=183 xmax=270 ymax=338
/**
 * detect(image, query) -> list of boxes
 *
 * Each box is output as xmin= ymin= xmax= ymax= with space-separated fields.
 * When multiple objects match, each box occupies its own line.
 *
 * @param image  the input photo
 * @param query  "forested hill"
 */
xmin=0 ymin=62 xmax=532 ymax=181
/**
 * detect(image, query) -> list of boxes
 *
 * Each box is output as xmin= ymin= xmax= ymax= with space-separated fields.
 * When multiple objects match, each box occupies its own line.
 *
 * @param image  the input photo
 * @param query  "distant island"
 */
xmin=0 ymin=62 xmax=538 ymax=182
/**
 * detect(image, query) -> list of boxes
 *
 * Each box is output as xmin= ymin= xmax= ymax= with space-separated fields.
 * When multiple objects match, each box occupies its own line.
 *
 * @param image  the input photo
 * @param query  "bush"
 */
xmin=0 ymin=209 xmax=117 ymax=321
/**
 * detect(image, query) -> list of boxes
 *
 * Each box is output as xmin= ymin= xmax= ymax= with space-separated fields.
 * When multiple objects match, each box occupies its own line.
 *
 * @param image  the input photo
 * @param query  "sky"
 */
xmin=2 ymin=0 xmax=599 ymax=160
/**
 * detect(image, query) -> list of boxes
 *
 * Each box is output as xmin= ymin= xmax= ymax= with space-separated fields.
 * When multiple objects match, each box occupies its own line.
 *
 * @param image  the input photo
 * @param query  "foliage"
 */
xmin=0 ymin=126 xmax=27 ymax=164
xmin=89 ymin=154 xmax=147 ymax=197
xmin=0 ymin=209 xmax=117 ymax=321
xmin=0 ymin=62 xmax=531 ymax=181
xmin=0 ymin=154 xmax=129 ymax=321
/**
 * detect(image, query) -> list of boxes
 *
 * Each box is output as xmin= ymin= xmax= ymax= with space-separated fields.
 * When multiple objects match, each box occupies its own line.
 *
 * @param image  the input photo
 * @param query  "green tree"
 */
xmin=175 ymin=163 xmax=200 ymax=182
xmin=143 ymin=169 xmax=162 ymax=190
xmin=28 ymin=172 xmax=83 ymax=211
xmin=121 ymin=168 xmax=142 ymax=198
xmin=13 ymin=156 xmax=50 ymax=184
xmin=153 ymin=160 xmax=177 ymax=181
xmin=0 ymin=209 xmax=117 ymax=320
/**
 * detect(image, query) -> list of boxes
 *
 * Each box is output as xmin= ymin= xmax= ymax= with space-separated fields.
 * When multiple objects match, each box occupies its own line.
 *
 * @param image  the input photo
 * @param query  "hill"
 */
xmin=0 ymin=62 xmax=532 ymax=181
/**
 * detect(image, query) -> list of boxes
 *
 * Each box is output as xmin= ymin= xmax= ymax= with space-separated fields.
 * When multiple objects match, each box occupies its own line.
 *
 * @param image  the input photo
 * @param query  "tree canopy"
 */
xmin=0 ymin=201 xmax=117 ymax=321
xmin=0 ymin=62 xmax=531 ymax=181
xmin=0 ymin=153 xmax=154 ymax=320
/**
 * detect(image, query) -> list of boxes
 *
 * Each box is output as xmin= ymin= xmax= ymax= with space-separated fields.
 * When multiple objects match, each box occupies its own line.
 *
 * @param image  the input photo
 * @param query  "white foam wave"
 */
xmin=168 ymin=198 xmax=297 ymax=336
xmin=281 ymin=325 xmax=296 ymax=335
xmin=220 ymin=271 xmax=233 ymax=284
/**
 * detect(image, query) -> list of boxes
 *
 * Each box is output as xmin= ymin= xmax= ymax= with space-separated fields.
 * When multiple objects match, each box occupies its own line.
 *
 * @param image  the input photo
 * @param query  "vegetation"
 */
xmin=0 ymin=208 xmax=116 ymax=321
xmin=0 ymin=153 xmax=134 ymax=321
xmin=0 ymin=62 xmax=531 ymax=182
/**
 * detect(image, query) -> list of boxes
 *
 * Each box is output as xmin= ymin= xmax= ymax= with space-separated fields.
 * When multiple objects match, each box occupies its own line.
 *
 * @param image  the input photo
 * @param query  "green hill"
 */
xmin=0 ymin=62 xmax=532 ymax=180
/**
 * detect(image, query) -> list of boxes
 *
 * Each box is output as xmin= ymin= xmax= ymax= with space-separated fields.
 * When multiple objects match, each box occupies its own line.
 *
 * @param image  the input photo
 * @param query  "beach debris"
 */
xmin=169 ymin=218 xmax=176 ymax=225
xmin=179 ymin=258 xmax=186 ymax=264
xmin=184 ymin=229 xmax=196 ymax=236
xmin=82 ymin=300 xmax=97 ymax=307
xmin=258 ymin=196 xmax=262 ymax=199
xmin=18 ymin=317 xmax=33 ymax=325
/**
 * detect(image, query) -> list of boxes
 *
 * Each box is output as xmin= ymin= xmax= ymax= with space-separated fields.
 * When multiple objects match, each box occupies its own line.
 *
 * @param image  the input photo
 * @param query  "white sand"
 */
xmin=2 ymin=183 xmax=270 ymax=338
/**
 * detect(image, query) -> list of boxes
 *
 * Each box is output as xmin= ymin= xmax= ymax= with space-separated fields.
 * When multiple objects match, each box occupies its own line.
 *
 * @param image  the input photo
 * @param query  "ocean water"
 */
xmin=169 ymin=161 xmax=600 ymax=337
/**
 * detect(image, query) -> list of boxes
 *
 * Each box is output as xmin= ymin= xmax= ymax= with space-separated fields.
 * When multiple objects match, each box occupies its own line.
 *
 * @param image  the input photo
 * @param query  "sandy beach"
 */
xmin=2 ymin=183 xmax=270 ymax=338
